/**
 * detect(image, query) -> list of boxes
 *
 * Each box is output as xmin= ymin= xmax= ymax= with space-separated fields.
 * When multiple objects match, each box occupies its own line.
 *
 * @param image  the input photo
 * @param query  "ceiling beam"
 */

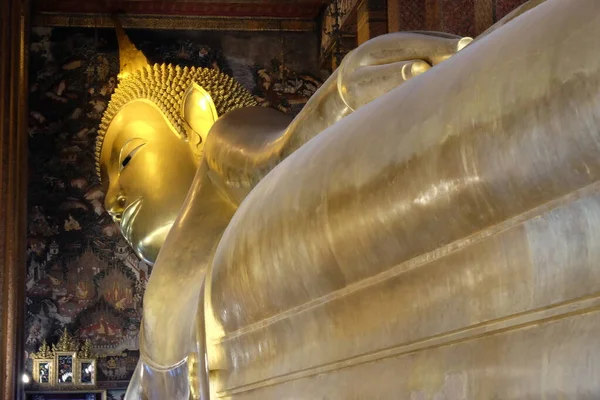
xmin=32 ymin=13 xmax=317 ymax=32
xmin=32 ymin=0 xmax=329 ymax=19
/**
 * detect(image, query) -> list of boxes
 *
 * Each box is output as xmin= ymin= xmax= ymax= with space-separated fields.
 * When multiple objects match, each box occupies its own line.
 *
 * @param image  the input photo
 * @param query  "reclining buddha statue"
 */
xmin=98 ymin=0 xmax=600 ymax=398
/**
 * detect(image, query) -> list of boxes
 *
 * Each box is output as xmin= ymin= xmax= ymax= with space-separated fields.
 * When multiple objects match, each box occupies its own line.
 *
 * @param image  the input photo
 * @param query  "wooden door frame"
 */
xmin=0 ymin=0 xmax=29 ymax=399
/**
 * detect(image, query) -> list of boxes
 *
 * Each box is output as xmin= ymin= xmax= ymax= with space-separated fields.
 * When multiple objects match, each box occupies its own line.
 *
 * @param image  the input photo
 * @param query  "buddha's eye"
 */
xmin=120 ymin=143 xmax=145 ymax=171
xmin=122 ymin=155 xmax=132 ymax=168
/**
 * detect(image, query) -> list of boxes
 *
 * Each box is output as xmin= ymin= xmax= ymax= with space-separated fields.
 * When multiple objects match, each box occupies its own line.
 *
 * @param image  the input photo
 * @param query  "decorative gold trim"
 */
xmin=30 ymin=340 xmax=53 ymax=359
xmin=32 ymin=13 xmax=317 ymax=32
xmin=76 ymin=359 xmax=97 ymax=386
xmin=55 ymin=351 xmax=77 ymax=385
xmin=52 ymin=329 xmax=79 ymax=353
xmin=78 ymin=339 xmax=94 ymax=359
xmin=32 ymin=359 xmax=54 ymax=386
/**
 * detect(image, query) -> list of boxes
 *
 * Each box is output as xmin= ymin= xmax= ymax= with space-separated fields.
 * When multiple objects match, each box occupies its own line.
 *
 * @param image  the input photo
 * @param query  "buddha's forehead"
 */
xmin=99 ymin=100 xmax=180 ymax=179
xmin=102 ymin=101 xmax=178 ymax=152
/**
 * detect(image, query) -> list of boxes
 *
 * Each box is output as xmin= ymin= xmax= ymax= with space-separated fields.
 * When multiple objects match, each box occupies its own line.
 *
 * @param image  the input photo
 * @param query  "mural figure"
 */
xmin=254 ymin=59 xmax=321 ymax=113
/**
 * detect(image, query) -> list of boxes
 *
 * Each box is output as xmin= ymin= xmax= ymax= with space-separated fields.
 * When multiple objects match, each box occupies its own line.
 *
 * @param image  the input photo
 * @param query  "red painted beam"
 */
xmin=33 ymin=0 xmax=326 ymax=19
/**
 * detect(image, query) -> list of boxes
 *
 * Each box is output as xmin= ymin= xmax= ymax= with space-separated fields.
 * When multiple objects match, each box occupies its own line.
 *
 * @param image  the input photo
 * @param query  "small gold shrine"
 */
xmin=30 ymin=329 xmax=98 ymax=388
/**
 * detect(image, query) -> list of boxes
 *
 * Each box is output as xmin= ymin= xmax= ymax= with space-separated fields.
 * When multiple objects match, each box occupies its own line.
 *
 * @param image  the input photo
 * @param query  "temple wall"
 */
xmin=388 ymin=0 xmax=530 ymax=36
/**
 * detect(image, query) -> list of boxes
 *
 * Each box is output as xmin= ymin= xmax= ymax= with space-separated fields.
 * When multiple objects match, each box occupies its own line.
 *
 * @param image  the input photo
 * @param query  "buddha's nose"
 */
xmin=105 ymin=187 xmax=126 ymax=222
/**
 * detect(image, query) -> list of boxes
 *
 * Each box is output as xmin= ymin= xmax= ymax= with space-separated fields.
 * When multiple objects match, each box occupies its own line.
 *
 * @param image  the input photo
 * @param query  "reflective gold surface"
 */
xmin=97 ymin=59 xmax=256 ymax=264
xmin=99 ymin=0 xmax=600 ymax=398
xmin=113 ymin=17 xmax=148 ymax=80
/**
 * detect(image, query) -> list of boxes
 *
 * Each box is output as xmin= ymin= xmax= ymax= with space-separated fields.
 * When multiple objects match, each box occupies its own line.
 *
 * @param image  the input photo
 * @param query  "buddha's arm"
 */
xmin=279 ymin=32 xmax=471 ymax=155
xmin=203 ymin=32 xmax=470 ymax=206
xmin=204 ymin=0 xmax=552 ymax=202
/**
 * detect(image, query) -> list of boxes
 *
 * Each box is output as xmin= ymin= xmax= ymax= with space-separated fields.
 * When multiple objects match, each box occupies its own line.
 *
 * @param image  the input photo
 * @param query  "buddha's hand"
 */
xmin=277 ymin=32 xmax=472 ymax=158
xmin=337 ymin=32 xmax=472 ymax=111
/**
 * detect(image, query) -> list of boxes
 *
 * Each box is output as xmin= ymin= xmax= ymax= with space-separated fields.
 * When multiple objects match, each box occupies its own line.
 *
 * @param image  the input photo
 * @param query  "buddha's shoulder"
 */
xmin=208 ymin=106 xmax=292 ymax=144
xmin=203 ymin=106 xmax=293 ymax=202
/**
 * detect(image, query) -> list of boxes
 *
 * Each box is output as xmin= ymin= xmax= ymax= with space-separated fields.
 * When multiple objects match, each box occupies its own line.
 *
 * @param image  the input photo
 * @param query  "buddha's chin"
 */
xmin=133 ymin=242 xmax=159 ymax=266
xmin=131 ymin=223 xmax=175 ymax=266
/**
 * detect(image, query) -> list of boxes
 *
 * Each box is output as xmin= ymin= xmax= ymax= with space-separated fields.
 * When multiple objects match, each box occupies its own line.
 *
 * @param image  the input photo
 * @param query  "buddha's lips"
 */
xmin=121 ymin=197 xmax=142 ymax=243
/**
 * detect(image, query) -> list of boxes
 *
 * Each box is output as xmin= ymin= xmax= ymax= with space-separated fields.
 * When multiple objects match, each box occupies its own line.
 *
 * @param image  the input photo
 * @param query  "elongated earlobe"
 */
xmin=181 ymin=82 xmax=219 ymax=160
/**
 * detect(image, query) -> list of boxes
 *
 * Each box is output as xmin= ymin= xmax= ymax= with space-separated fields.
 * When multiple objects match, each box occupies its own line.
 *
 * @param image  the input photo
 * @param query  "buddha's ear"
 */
xmin=181 ymin=82 xmax=219 ymax=160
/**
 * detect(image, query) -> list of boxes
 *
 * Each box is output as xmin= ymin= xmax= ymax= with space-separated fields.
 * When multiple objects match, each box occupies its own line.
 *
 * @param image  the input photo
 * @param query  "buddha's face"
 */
xmin=100 ymin=100 xmax=198 ymax=264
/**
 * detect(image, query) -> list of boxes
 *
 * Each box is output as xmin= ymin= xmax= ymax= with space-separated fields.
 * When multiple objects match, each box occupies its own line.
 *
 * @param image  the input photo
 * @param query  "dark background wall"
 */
xmin=26 ymin=26 xmax=324 ymax=389
xmin=388 ymin=0 xmax=530 ymax=37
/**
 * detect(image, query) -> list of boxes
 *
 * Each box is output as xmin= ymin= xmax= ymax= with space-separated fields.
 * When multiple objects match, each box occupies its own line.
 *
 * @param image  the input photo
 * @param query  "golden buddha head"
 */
xmin=96 ymin=21 xmax=256 ymax=264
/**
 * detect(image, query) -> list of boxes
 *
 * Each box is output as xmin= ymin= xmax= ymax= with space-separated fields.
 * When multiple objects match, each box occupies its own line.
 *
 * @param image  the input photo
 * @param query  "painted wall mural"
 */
xmin=107 ymin=389 xmax=126 ymax=400
xmin=26 ymin=26 xmax=324 ymax=386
